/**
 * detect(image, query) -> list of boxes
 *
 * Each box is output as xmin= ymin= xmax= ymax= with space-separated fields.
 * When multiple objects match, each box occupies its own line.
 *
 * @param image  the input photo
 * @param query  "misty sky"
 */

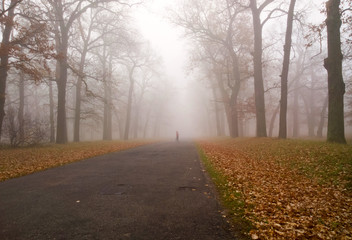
xmin=133 ymin=0 xmax=202 ymax=139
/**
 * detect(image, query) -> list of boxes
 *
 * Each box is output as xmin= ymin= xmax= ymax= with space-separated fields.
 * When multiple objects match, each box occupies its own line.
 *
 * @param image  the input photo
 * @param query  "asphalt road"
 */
xmin=0 ymin=141 xmax=235 ymax=240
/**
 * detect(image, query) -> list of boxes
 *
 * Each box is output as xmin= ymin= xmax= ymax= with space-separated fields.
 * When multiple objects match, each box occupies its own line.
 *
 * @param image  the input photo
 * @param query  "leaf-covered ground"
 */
xmin=197 ymin=138 xmax=352 ymax=239
xmin=0 ymin=141 xmax=151 ymax=182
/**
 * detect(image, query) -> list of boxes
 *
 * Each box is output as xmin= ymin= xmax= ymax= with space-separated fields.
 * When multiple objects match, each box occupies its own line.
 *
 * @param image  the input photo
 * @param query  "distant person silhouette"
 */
xmin=176 ymin=131 xmax=179 ymax=141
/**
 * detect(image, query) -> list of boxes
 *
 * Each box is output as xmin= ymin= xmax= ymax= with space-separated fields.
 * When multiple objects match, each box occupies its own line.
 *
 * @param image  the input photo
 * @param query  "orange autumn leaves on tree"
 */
xmin=198 ymin=138 xmax=352 ymax=239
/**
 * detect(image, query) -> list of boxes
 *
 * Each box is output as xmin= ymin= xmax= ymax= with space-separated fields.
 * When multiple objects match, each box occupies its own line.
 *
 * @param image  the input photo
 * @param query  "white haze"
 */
xmin=133 ymin=0 xmax=206 ymax=139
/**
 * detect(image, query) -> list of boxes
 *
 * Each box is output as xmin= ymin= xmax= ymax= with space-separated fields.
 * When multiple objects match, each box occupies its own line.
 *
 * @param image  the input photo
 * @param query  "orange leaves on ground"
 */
xmin=198 ymin=138 xmax=352 ymax=239
xmin=0 ymin=141 xmax=151 ymax=182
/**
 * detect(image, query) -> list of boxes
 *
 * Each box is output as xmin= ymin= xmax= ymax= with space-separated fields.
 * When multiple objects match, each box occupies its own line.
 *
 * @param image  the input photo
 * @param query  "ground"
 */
xmin=0 ymin=141 xmax=236 ymax=240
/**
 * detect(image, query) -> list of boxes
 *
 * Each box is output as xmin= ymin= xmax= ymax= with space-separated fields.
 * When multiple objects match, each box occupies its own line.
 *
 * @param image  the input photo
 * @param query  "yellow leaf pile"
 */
xmin=197 ymin=138 xmax=352 ymax=239
xmin=0 ymin=140 xmax=152 ymax=182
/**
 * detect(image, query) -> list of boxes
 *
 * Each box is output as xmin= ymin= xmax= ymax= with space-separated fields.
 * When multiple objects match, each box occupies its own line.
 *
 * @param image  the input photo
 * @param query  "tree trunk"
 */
xmin=0 ymin=0 xmax=16 ymax=140
xmin=292 ymin=77 xmax=299 ymax=137
xmin=324 ymin=0 xmax=346 ymax=144
xmin=18 ymin=73 xmax=25 ymax=144
xmin=308 ymin=75 xmax=316 ymax=137
xmin=133 ymin=106 xmax=140 ymax=139
xmin=301 ymin=92 xmax=314 ymax=138
xmin=215 ymin=71 xmax=236 ymax=137
xmin=249 ymin=0 xmax=268 ymax=137
xmin=317 ymin=95 xmax=328 ymax=138
xmin=49 ymin=79 xmax=55 ymax=143
xmin=143 ymin=108 xmax=151 ymax=138
xmin=103 ymin=48 xmax=112 ymax=140
xmin=279 ymin=0 xmax=296 ymax=139
xmin=269 ymin=103 xmax=280 ymax=137
xmin=211 ymin=86 xmax=222 ymax=136
xmin=73 ymin=47 xmax=87 ymax=142
xmin=228 ymin=51 xmax=242 ymax=138
xmin=124 ymin=66 xmax=135 ymax=140
xmin=55 ymin=31 xmax=69 ymax=144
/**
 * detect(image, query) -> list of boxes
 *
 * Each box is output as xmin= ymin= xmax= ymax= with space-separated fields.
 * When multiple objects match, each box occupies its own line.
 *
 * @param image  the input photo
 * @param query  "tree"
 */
xmin=0 ymin=0 xmax=18 ymax=140
xmin=278 ymin=0 xmax=296 ymax=139
xmin=116 ymin=40 xmax=156 ymax=140
xmin=44 ymin=0 xmax=136 ymax=144
xmin=173 ymin=0 xmax=252 ymax=138
xmin=324 ymin=0 xmax=346 ymax=143
xmin=0 ymin=0 xmax=52 ymax=141
xmin=249 ymin=0 xmax=275 ymax=137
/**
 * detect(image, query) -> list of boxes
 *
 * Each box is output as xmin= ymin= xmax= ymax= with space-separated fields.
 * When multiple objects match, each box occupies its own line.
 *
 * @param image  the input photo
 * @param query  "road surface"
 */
xmin=0 ymin=141 xmax=235 ymax=240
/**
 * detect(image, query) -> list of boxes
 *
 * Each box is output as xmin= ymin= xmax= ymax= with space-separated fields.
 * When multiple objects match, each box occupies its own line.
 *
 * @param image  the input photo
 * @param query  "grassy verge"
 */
xmin=197 ymin=145 xmax=251 ymax=239
xmin=197 ymin=138 xmax=352 ymax=239
xmin=0 ymin=140 xmax=152 ymax=182
xmin=214 ymin=137 xmax=352 ymax=190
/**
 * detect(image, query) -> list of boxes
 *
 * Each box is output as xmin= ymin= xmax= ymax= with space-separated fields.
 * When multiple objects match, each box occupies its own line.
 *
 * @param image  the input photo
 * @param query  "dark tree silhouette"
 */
xmin=324 ymin=0 xmax=346 ymax=144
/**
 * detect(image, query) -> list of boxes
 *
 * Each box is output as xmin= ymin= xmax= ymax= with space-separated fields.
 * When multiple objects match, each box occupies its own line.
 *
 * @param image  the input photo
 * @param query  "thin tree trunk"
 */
xmin=133 ymin=106 xmax=140 ymax=139
xmin=107 ymin=54 xmax=112 ymax=139
xmin=308 ymin=75 xmax=316 ymax=137
xmin=292 ymin=79 xmax=299 ymax=138
xmin=269 ymin=103 xmax=280 ymax=137
xmin=215 ymin=71 xmax=234 ymax=137
xmin=211 ymin=86 xmax=222 ymax=136
xmin=18 ymin=73 xmax=25 ymax=144
xmin=103 ymin=47 xmax=112 ymax=140
xmin=249 ymin=0 xmax=268 ymax=137
xmin=317 ymin=96 xmax=328 ymax=138
xmin=279 ymin=0 xmax=296 ymax=139
xmin=49 ymin=79 xmax=55 ymax=143
xmin=124 ymin=66 xmax=136 ymax=140
xmin=143 ymin=108 xmax=151 ymax=138
xmin=0 ymin=0 xmax=17 ymax=140
xmin=228 ymin=53 xmax=241 ymax=138
xmin=324 ymin=0 xmax=346 ymax=143
xmin=73 ymin=48 xmax=87 ymax=142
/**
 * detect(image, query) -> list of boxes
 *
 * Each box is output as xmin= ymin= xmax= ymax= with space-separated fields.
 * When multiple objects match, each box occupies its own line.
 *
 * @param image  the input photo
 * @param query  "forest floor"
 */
xmin=0 ymin=140 xmax=152 ymax=182
xmin=197 ymin=138 xmax=352 ymax=239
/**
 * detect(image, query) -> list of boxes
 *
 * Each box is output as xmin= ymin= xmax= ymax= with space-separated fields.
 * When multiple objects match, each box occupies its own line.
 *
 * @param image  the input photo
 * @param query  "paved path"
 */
xmin=0 ymin=141 xmax=235 ymax=240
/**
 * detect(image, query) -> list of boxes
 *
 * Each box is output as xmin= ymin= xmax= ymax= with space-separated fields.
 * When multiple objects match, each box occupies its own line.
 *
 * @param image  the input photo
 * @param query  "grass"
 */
xmin=197 ymin=145 xmax=251 ymax=239
xmin=216 ymin=138 xmax=352 ymax=190
xmin=0 ymin=140 xmax=152 ymax=182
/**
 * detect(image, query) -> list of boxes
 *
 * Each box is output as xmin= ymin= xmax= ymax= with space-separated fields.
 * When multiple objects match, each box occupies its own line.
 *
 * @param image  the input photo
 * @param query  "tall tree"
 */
xmin=45 ymin=0 xmax=133 ymax=143
xmin=173 ymin=0 xmax=251 ymax=137
xmin=0 ymin=0 xmax=19 ymax=140
xmin=118 ymin=41 xmax=155 ymax=140
xmin=0 ymin=0 xmax=50 ymax=140
xmin=324 ymin=0 xmax=346 ymax=143
xmin=278 ymin=0 xmax=296 ymax=139
xmin=47 ymin=0 xmax=96 ymax=144
xmin=249 ymin=0 xmax=274 ymax=137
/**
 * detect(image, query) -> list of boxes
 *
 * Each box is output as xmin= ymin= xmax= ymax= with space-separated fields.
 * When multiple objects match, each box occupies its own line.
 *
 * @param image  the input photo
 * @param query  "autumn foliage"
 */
xmin=0 ymin=141 xmax=151 ymax=182
xmin=198 ymin=138 xmax=352 ymax=239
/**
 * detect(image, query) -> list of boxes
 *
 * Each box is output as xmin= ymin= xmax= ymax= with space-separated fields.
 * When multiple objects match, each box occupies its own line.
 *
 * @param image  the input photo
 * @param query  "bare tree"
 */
xmin=118 ymin=41 xmax=156 ymax=140
xmin=249 ymin=0 xmax=277 ymax=137
xmin=278 ymin=0 xmax=296 ymax=139
xmin=173 ymin=0 xmax=252 ymax=137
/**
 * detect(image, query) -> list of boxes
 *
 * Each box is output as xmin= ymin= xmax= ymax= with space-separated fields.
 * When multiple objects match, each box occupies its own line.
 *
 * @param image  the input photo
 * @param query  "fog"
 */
xmin=0 ymin=0 xmax=351 ymax=145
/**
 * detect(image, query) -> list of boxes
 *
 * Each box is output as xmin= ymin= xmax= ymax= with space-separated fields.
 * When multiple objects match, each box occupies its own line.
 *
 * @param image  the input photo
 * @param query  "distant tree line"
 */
xmin=0 ymin=0 xmax=351 ymax=146
xmin=171 ymin=0 xmax=351 ymax=143
xmin=0 ymin=0 xmax=173 ymax=146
